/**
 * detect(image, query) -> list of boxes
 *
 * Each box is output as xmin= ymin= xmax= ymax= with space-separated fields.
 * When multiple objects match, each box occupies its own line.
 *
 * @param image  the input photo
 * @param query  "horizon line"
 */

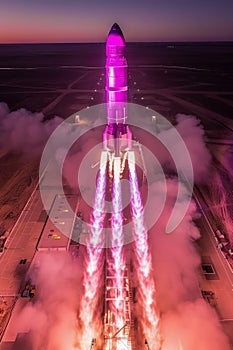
xmin=1 ymin=39 xmax=233 ymax=45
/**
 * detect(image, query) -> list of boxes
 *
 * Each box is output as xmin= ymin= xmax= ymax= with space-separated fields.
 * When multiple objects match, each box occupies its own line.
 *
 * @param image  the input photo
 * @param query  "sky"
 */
xmin=0 ymin=0 xmax=233 ymax=43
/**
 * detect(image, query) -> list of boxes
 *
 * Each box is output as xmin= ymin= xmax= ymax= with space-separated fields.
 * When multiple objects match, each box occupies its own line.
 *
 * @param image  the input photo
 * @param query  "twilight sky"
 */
xmin=1 ymin=0 xmax=233 ymax=43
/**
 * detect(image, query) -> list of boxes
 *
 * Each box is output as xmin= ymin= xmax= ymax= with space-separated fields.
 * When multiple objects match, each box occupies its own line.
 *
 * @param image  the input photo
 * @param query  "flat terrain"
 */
xmin=0 ymin=43 xmax=232 ymax=126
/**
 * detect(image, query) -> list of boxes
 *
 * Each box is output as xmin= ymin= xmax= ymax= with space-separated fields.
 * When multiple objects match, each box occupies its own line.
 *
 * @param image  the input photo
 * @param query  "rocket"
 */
xmin=103 ymin=23 xmax=132 ymax=157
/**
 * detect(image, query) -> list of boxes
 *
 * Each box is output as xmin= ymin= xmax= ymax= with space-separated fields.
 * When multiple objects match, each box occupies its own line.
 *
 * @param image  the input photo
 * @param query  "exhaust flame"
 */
xmin=128 ymin=151 xmax=160 ymax=349
xmin=79 ymin=151 xmax=107 ymax=347
xmin=110 ymin=157 xmax=125 ymax=328
xmin=79 ymin=150 xmax=161 ymax=349
xmin=120 ymin=152 xmax=128 ymax=174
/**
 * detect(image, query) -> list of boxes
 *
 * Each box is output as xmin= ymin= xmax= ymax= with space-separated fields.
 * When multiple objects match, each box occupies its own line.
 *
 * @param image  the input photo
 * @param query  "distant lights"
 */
xmin=48 ymin=233 xmax=61 ymax=240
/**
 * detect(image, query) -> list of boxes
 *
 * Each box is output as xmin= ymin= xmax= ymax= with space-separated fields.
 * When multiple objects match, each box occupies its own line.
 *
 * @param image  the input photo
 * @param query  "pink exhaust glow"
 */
xmin=79 ymin=152 xmax=107 ymax=347
xmin=110 ymin=157 xmax=125 ymax=328
xmin=128 ymin=151 xmax=160 ymax=349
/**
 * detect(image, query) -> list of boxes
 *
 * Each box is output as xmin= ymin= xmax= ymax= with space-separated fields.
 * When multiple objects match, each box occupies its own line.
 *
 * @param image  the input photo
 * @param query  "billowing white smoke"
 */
xmin=0 ymin=102 xmax=62 ymax=158
xmin=14 ymin=252 xmax=83 ymax=350
xmin=147 ymin=180 xmax=231 ymax=349
xmin=140 ymin=114 xmax=212 ymax=184
xmin=7 ymin=102 xmax=231 ymax=350
xmin=175 ymin=114 xmax=212 ymax=183
xmin=143 ymin=114 xmax=231 ymax=349
xmin=161 ymin=299 xmax=231 ymax=350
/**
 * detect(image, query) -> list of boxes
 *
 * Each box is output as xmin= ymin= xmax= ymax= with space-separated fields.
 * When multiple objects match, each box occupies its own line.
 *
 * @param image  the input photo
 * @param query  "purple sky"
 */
xmin=1 ymin=0 xmax=233 ymax=43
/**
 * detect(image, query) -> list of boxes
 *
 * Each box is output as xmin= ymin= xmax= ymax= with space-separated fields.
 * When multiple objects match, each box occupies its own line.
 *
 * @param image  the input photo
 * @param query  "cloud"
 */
xmin=148 ymin=179 xmax=231 ymax=349
xmin=0 ymin=102 xmax=62 ymax=158
xmin=15 ymin=252 xmax=83 ymax=350
xmin=175 ymin=114 xmax=212 ymax=183
xmin=8 ymin=103 xmax=230 ymax=349
xmin=161 ymin=299 xmax=231 ymax=350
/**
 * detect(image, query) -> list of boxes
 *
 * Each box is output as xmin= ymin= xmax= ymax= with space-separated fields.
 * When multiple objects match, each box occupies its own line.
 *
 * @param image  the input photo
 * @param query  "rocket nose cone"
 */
xmin=107 ymin=23 xmax=125 ymax=47
xmin=109 ymin=23 xmax=124 ymax=38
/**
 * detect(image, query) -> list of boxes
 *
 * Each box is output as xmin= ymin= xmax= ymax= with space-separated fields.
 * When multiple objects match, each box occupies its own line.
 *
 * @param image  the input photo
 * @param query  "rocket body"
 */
xmin=103 ymin=23 xmax=132 ymax=156
xmin=106 ymin=23 xmax=127 ymax=124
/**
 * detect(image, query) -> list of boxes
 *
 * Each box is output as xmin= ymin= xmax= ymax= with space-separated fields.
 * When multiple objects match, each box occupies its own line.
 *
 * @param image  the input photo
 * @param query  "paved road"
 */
xmin=0 ymin=187 xmax=44 ymax=296
xmin=195 ymin=188 xmax=233 ymax=346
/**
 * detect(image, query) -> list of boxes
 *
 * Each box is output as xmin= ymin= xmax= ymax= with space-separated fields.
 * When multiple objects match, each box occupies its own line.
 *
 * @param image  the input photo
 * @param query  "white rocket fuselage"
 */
xmin=103 ymin=23 xmax=132 ymax=157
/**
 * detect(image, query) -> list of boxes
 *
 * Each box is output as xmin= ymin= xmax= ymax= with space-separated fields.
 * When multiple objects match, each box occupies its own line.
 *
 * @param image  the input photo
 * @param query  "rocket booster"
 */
xmin=103 ymin=23 xmax=132 ymax=157
xmin=106 ymin=23 xmax=127 ymax=124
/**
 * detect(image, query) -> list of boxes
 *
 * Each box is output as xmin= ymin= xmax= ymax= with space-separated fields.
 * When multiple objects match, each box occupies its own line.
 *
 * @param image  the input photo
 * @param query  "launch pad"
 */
xmin=103 ymin=250 xmax=136 ymax=350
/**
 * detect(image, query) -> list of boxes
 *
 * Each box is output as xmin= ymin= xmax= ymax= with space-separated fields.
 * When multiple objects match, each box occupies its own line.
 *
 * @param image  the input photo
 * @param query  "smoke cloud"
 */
xmin=14 ymin=252 xmax=83 ymax=350
xmin=147 ymin=182 xmax=231 ymax=349
xmin=141 ymin=113 xmax=230 ymax=349
xmin=161 ymin=299 xmax=230 ymax=350
xmin=0 ymin=102 xmax=62 ymax=158
xmin=6 ymin=102 xmax=230 ymax=349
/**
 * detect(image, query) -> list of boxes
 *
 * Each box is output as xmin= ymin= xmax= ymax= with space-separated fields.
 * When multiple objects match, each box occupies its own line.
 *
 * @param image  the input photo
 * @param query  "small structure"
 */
xmin=37 ymin=194 xmax=78 ymax=252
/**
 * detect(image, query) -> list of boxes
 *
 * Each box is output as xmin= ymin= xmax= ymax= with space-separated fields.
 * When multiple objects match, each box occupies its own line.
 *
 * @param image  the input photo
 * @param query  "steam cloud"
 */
xmin=3 ymin=101 xmax=230 ymax=349
xmin=14 ymin=253 xmax=83 ymax=350
xmin=0 ymin=102 xmax=62 ymax=158
xmin=148 ymin=180 xmax=231 ymax=349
